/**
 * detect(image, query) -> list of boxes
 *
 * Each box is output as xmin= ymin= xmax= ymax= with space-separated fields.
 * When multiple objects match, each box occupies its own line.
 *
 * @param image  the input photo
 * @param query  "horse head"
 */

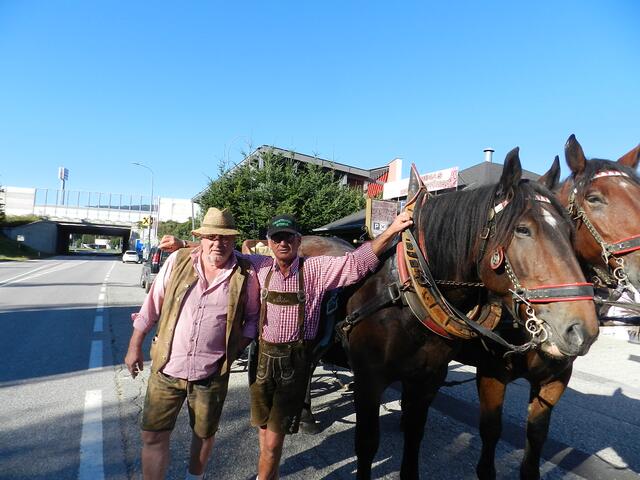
xmin=471 ymin=148 xmax=599 ymax=358
xmin=550 ymin=135 xmax=640 ymax=296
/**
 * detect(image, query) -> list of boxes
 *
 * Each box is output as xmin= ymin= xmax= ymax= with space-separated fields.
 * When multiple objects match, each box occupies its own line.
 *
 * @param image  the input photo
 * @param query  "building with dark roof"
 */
xmin=313 ymin=152 xmax=541 ymax=241
xmin=192 ymin=145 xmax=392 ymax=203
xmin=457 ymin=161 xmax=539 ymax=190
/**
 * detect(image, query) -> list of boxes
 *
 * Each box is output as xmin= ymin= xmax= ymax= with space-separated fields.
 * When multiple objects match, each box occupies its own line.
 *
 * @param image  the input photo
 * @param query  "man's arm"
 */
xmin=123 ymin=251 xmax=176 ymax=377
xmin=238 ymin=262 xmax=260 ymax=353
xmin=159 ymin=235 xmax=199 ymax=253
xmin=124 ymin=328 xmax=146 ymax=378
xmin=370 ymin=211 xmax=413 ymax=257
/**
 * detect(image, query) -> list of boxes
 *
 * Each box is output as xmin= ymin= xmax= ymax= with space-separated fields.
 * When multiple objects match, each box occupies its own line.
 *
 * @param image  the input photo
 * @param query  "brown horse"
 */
xmin=464 ymin=135 xmax=640 ymax=480
xmin=303 ymin=148 xmax=599 ymax=479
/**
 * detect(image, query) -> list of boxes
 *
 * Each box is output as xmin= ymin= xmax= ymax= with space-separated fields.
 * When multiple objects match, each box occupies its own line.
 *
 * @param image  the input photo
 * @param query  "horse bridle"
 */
xmin=480 ymin=192 xmax=594 ymax=346
xmin=567 ymin=170 xmax=640 ymax=289
xmin=400 ymin=188 xmax=594 ymax=354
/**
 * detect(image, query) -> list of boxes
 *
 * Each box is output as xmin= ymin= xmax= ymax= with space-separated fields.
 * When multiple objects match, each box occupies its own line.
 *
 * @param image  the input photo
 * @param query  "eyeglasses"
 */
xmin=270 ymin=232 xmax=297 ymax=244
xmin=200 ymin=234 xmax=233 ymax=243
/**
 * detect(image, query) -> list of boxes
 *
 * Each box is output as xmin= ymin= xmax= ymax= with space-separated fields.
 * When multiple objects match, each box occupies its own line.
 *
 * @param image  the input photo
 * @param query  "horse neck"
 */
xmin=415 ymin=189 xmax=488 ymax=284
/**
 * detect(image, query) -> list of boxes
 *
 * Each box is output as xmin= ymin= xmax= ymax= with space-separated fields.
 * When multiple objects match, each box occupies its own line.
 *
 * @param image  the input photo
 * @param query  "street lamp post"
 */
xmin=132 ymin=162 xmax=154 ymax=253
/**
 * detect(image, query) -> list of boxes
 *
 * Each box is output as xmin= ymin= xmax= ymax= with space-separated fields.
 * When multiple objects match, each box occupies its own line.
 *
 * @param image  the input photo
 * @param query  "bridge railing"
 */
xmin=31 ymin=188 xmax=155 ymax=224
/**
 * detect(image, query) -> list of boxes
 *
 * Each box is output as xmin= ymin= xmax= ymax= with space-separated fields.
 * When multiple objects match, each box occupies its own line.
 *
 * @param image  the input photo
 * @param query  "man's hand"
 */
xmin=125 ymin=345 xmax=144 ymax=378
xmin=159 ymin=235 xmax=183 ymax=253
xmin=386 ymin=210 xmax=413 ymax=236
xmin=370 ymin=211 xmax=413 ymax=257
xmin=124 ymin=329 xmax=146 ymax=378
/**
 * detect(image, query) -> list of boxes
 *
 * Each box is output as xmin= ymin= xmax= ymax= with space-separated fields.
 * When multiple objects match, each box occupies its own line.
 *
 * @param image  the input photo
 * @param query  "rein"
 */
xmin=594 ymin=297 xmax=640 ymax=315
xmin=414 ymin=187 xmax=594 ymax=354
xmin=403 ymin=228 xmax=534 ymax=355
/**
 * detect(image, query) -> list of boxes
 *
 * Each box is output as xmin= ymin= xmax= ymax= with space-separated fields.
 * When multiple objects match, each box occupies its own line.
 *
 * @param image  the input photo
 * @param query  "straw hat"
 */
xmin=192 ymin=208 xmax=240 ymax=236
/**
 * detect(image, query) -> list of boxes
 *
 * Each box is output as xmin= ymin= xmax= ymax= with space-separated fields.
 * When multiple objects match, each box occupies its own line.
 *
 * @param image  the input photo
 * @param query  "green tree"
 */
xmin=81 ymin=234 xmax=96 ymax=245
xmin=158 ymin=219 xmax=194 ymax=240
xmin=0 ymin=183 xmax=5 ymax=223
xmin=198 ymin=150 xmax=366 ymax=240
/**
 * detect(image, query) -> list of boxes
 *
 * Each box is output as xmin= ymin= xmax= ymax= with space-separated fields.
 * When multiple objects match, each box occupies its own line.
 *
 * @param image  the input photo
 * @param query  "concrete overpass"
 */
xmin=3 ymin=219 xmax=138 ymax=255
xmin=1 ymin=186 xmax=199 ymax=254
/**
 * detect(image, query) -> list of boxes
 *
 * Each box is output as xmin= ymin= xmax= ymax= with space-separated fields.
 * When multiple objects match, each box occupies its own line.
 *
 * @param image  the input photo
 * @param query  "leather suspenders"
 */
xmin=259 ymin=258 xmax=306 ymax=342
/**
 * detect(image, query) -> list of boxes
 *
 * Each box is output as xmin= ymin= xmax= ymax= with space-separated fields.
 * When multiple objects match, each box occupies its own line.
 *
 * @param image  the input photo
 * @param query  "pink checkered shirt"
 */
xmin=242 ymin=242 xmax=379 ymax=343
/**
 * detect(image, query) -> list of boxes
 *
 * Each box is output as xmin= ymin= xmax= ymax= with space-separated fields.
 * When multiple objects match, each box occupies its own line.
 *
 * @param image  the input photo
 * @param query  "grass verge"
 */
xmin=0 ymin=234 xmax=47 ymax=261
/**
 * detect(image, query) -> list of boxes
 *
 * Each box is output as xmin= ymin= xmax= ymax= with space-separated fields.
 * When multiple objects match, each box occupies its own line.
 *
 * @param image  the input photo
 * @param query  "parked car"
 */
xmin=122 ymin=250 xmax=140 ymax=264
xmin=140 ymin=247 xmax=170 ymax=293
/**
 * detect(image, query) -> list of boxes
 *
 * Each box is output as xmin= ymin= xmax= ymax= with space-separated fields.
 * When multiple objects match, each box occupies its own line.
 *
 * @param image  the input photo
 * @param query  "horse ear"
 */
xmin=617 ymin=144 xmax=640 ymax=169
xmin=496 ymin=147 xmax=522 ymax=198
xmin=564 ymin=134 xmax=586 ymax=175
xmin=538 ymin=156 xmax=561 ymax=190
xmin=407 ymin=163 xmax=426 ymax=200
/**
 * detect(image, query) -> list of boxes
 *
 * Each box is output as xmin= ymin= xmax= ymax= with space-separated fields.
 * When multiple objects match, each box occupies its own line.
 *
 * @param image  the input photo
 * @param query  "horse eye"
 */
xmin=515 ymin=225 xmax=530 ymax=236
xmin=585 ymin=194 xmax=603 ymax=205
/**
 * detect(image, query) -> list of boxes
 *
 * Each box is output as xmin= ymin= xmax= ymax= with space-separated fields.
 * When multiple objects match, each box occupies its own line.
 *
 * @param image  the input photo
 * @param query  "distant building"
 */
xmin=192 ymin=145 xmax=395 ymax=203
xmin=313 ymin=150 xmax=541 ymax=240
xmin=157 ymin=197 xmax=200 ymax=223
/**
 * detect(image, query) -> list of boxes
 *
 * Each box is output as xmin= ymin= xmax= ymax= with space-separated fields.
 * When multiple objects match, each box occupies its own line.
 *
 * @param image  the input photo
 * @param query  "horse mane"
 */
xmin=416 ymin=180 xmax=570 ymax=282
xmin=570 ymin=158 xmax=640 ymax=195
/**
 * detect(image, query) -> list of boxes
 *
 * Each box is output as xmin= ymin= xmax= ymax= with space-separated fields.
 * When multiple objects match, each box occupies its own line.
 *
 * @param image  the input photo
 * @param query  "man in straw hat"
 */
xmin=160 ymin=209 xmax=413 ymax=479
xmin=125 ymin=207 xmax=260 ymax=480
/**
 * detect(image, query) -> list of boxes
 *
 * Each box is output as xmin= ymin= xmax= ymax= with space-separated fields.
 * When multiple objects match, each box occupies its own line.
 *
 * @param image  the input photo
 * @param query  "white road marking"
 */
xmin=89 ymin=340 xmax=103 ymax=369
xmin=93 ymin=315 xmax=103 ymax=333
xmin=78 ymin=390 xmax=104 ymax=480
xmin=0 ymin=261 xmax=89 ymax=287
xmin=0 ymin=263 xmax=53 ymax=284
xmin=78 ymin=262 xmax=115 ymax=478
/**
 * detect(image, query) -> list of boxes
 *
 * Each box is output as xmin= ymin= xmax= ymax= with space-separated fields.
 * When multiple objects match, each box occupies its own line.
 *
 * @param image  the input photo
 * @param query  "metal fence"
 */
xmin=10 ymin=187 xmax=155 ymax=224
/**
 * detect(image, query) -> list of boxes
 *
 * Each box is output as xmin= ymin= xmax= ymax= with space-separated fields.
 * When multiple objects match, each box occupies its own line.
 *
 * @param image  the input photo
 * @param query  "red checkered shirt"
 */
xmin=242 ymin=242 xmax=379 ymax=343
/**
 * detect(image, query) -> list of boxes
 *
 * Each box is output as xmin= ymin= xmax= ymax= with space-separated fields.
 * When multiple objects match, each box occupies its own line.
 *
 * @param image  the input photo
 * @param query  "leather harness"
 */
xmin=337 ymin=184 xmax=596 ymax=355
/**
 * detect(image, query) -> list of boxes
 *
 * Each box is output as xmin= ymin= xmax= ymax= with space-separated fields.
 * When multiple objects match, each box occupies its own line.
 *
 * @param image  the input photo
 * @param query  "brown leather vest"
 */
xmin=150 ymin=248 xmax=252 ymax=376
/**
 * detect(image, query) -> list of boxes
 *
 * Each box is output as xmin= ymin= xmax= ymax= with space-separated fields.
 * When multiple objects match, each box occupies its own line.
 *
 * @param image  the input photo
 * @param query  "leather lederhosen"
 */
xmin=256 ymin=257 xmax=309 ymax=378
xmin=250 ymin=258 xmax=312 ymax=434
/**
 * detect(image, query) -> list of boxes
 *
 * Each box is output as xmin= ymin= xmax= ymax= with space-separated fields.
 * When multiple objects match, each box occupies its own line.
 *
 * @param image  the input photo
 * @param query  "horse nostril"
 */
xmin=564 ymin=322 xmax=589 ymax=354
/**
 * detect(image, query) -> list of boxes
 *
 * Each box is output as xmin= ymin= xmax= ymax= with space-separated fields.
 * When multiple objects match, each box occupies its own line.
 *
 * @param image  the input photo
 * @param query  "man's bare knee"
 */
xmin=142 ymin=430 xmax=171 ymax=448
xmin=260 ymin=430 xmax=284 ymax=457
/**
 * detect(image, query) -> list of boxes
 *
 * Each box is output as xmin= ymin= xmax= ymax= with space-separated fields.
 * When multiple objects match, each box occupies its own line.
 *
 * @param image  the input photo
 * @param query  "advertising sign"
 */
xmin=365 ymin=198 xmax=399 ymax=239
xmin=383 ymin=166 xmax=459 ymax=199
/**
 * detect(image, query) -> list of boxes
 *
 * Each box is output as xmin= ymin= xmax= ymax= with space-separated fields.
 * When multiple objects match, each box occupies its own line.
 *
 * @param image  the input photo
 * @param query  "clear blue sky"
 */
xmin=1 ymin=1 xmax=638 ymax=200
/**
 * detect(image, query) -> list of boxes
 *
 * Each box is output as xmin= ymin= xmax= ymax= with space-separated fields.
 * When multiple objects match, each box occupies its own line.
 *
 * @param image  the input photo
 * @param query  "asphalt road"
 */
xmin=0 ymin=256 xmax=638 ymax=479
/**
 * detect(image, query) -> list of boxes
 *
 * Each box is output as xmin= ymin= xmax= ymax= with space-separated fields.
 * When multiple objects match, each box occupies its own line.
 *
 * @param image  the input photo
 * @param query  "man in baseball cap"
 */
xmin=266 ymin=214 xmax=300 ymax=237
